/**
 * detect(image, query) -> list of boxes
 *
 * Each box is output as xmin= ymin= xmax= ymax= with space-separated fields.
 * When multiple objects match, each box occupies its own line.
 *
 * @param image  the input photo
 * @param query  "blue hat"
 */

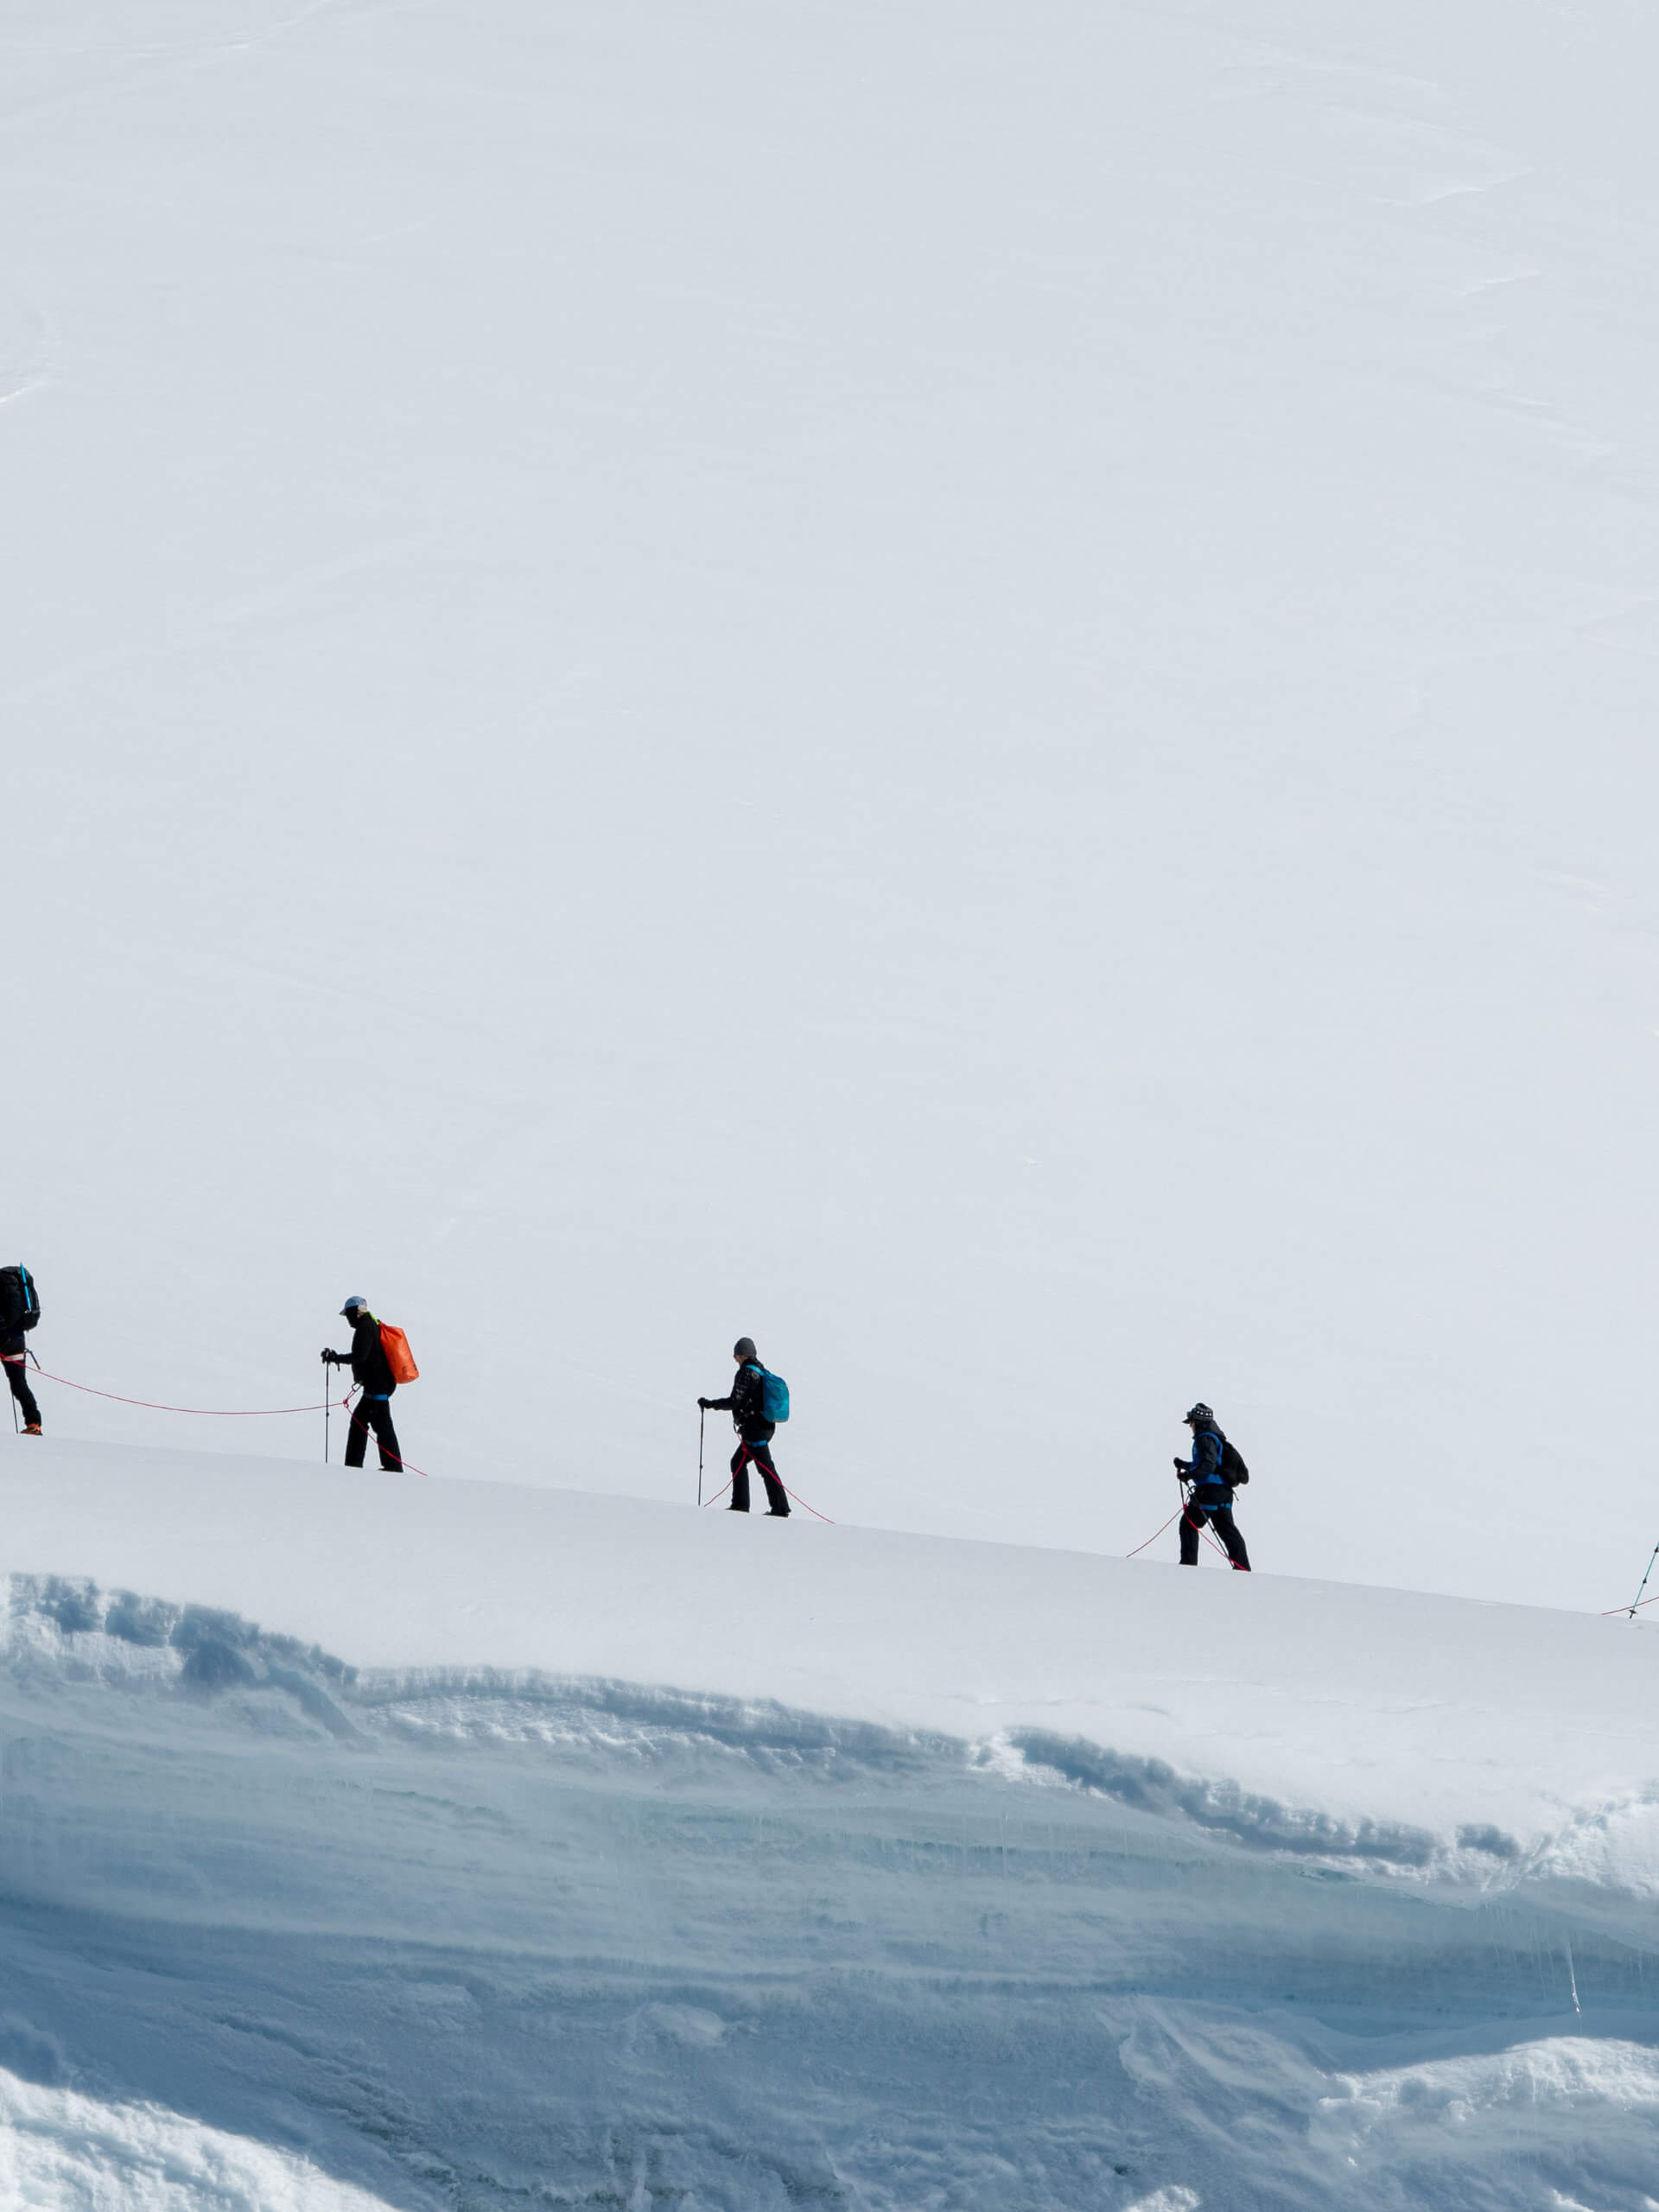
xmin=340 ymin=1295 xmax=369 ymax=1316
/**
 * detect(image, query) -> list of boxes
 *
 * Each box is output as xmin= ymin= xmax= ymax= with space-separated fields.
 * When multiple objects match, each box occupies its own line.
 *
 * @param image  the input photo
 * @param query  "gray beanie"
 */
xmin=733 ymin=1337 xmax=758 ymax=1362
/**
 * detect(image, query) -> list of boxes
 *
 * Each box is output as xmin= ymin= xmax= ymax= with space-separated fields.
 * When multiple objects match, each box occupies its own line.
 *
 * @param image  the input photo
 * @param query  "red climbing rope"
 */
xmin=781 ymin=1483 xmax=834 ymax=1524
xmin=9 ymin=1356 xmax=433 ymax=1479
xmin=341 ymin=1393 xmax=431 ymax=1478
xmin=1124 ymin=1505 xmax=1185 ymax=1558
xmin=8 ymin=1355 xmax=346 ymax=1419
xmin=1123 ymin=1497 xmax=1236 ymax=1565
xmin=699 ymin=1464 xmax=835 ymax=1522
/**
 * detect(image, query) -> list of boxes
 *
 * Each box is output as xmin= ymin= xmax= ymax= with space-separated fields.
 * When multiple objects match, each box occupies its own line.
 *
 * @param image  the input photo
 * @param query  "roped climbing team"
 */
xmin=4 ymin=1262 xmax=1256 ymax=1570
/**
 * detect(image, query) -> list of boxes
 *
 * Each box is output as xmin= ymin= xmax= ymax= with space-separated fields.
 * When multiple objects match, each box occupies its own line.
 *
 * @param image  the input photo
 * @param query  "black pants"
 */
xmin=346 ymin=1393 xmax=404 ymax=1471
xmin=1180 ymin=1499 xmax=1249 ymax=1569
xmin=2 ymin=1339 xmax=38 ymax=1428
xmin=730 ymin=1440 xmax=788 ymax=1515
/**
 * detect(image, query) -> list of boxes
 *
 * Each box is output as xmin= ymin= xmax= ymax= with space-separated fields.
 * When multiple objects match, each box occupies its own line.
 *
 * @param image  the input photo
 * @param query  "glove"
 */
xmin=1173 ymin=1456 xmax=1185 ymax=1471
xmin=322 ymin=1349 xmax=340 ymax=1365
xmin=697 ymin=1397 xmax=712 ymax=1410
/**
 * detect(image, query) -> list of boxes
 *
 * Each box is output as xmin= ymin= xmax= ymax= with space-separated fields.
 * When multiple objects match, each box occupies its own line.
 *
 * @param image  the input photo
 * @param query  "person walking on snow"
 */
xmin=322 ymin=1297 xmax=405 ymax=1471
xmin=0 ymin=1265 xmax=41 ymax=1435
xmin=699 ymin=1339 xmax=789 ymax=1516
xmin=1176 ymin=1402 xmax=1250 ymax=1569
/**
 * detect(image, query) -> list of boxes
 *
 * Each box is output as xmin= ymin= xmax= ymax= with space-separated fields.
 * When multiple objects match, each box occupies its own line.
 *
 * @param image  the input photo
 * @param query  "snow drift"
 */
xmin=0 ymin=1442 xmax=1656 ymax=2209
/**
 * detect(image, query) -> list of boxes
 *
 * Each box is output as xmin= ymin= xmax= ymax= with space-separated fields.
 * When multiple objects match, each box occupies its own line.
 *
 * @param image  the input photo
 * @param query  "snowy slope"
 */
xmin=1 ymin=1441 xmax=1657 ymax=2209
xmin=8 ymin=1438 xmax=1659 ymax=1849
xmin=8 ymin=0 xmax=1659 ymax=1611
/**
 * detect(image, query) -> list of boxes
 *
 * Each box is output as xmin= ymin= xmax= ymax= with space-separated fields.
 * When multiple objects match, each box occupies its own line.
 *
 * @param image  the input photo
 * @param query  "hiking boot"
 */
xmin=22 ymin=1423 xmax=41 ymax=1436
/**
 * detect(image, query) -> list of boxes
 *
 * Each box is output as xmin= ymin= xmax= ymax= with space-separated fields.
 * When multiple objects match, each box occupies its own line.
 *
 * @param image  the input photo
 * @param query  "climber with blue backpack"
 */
xmin=699 ymin=1338 xmax=791 ymax=1516
xmin=1176 ymin=1402 xmax=1251 ymax=1570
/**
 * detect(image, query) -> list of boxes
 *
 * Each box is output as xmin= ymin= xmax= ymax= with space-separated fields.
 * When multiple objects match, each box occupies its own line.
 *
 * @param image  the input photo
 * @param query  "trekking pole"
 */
xmin=1626 ymin=1541 xmax=1659 ymax=1618
xmin=324 ymin=1360 xmax=331 ymax=1466
xmin=13 ymin=1345 xmax=40 ymax=1432
xmin=697 ymin=1404 xmax=705 ymax=1507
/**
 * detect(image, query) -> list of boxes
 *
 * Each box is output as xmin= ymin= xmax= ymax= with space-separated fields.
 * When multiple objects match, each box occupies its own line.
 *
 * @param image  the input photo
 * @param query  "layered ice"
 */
xmin=0 ymin=1446 xmax=1655 ymax=2208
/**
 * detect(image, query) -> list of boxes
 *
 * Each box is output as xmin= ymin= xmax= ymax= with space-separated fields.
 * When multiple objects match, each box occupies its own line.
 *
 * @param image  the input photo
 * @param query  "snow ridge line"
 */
xmin=1004 ymin=1727 xmax=1524 ymax=1868
xmin=2 ymin=1572 xmax=1551 ymax=1883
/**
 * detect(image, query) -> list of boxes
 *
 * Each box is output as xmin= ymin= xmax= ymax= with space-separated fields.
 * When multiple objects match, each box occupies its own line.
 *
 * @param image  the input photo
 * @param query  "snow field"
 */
xmin=8 ymin=0 xmax=1659 ymax=2198
xmin=8 ymin=0 xmax=1659 ymax=1607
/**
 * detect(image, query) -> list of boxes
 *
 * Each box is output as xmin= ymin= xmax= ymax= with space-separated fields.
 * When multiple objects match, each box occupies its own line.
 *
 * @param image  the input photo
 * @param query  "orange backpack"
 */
xmin=378 ymin=1322 xmax=419 ymax=1385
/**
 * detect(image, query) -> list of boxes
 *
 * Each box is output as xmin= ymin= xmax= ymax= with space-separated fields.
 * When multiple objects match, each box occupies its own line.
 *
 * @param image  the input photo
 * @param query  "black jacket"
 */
xmin=344 ymin=1313 xmax=396 ymax=1395
xmin=707 ymin=1362 xmax=773 ymax=1444
xmin=1180 ymin=1425 xmax=1231 ymax=1505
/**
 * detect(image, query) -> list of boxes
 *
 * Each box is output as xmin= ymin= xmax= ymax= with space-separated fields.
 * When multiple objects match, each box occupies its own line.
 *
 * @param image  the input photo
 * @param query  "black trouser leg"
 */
xmin=3 ymin=1347 xmax=39 ymax=1427
xmin=1181 ymin=1501 xmax=1249 ymax=1569
xmin=1211 ymin=1507 xmax=1250 ymax=1569
xmin=373 ymin=1398 xmax=404 ymax=1471
xmin=1179 ymin=1503 xmax=1205 ymax=1565
xmin=750 ymin=1441 xmax=788 ymax=1516
xmin=346 ymin=1395 xmax=403 ymax=1471
xmin=365 ymin=1396 xmax=403 ymax=1471
xmin=729 ymin=1444 xmax=751 ymax=1511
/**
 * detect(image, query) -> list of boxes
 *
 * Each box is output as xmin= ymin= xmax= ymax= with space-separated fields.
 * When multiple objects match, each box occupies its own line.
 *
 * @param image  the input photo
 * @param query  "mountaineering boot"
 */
xmin=22 ymin=1423 xmax=41 ymax=1436
xmin=765 ymin=1510 xmax=790 ymax=1518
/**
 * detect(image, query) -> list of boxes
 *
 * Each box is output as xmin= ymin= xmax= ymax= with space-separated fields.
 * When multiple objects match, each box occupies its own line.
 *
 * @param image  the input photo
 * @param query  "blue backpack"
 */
xmin=0 ymin=1265 xmax=39 ymax=1334
xmin=752 ymin=1364 xmax=790 ymax=1423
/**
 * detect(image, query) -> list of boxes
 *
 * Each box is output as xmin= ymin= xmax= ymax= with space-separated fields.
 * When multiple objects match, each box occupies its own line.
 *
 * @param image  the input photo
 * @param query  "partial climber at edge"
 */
xmin=0 ymin=1263 xmax=42 ymax=1434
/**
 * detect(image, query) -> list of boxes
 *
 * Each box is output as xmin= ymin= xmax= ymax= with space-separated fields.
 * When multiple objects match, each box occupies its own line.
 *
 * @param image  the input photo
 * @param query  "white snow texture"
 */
xmin=7 ymin=0 xmax=1659 ymax=2204
xmin=0 ymin=1448 xmax=1656 ymax=2209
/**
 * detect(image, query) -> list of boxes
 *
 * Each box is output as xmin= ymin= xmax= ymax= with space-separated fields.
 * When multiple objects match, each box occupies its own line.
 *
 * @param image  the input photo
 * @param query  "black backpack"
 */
xmin=1219 ymin=1436 xmax=1249 ymax=1486
xmin=0 ymin=1265 xmax=40 ymax=1334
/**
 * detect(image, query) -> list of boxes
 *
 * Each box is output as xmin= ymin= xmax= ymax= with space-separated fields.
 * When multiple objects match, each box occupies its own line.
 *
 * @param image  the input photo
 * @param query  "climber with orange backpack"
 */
xmin=322 ymin=1296 xmax=417 ymax=1471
